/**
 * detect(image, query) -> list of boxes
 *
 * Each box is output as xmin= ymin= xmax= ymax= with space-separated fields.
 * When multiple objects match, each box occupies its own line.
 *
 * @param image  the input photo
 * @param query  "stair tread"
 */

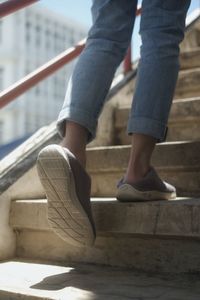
xmin=0 ymin=260 xmax=200 ymax=300
xmin=10 ymin=197 xmax=200 ymax=238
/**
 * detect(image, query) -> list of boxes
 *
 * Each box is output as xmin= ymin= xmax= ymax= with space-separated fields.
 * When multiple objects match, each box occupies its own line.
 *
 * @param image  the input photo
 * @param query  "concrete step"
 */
xmin=181 ymin=17 xmax=200 ymax=51
xmin=168 ymin=97 xmax=200 ymax=141
xmin=180 ymin=47 xmax=200 ymax=69
xmin=108 ymin=66 xmax=200 ymax=112
xmin=1 ymin=260 xmax=200 ymax=300
xmin=175 ymin=67 xmax=200 ymax=99
xmin=9 ymin=197 xmax=200 ymax=273
xmin=86 ymin=141 xmax=200 ymax=197
xmin=24 ymin=141 xmax=200 ymax=199
xmin=115 ymin=97 xmax=200 ymax=144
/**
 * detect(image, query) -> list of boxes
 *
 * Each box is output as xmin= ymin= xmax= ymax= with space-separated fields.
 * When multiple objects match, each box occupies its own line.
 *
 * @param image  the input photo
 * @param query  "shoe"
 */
xmin=116 ymin=167 xmax=176 ymax=201
xmin=36 ymin=144 xmax=96 ymax=247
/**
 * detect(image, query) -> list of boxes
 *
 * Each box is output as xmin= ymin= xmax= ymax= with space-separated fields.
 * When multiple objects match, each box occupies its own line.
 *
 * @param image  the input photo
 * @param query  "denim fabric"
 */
xmin=57 ymin=0 xmax=191 ymax=142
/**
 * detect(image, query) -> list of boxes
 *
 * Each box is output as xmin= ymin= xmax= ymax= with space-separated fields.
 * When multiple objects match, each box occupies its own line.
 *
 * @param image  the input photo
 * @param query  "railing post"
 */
xmin=123 ymin=45 xmax=132 ymax=74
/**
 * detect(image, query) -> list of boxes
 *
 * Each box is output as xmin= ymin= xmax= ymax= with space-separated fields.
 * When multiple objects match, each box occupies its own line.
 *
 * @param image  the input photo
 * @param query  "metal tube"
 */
xmin=123 ymin=5 xmax=142 ymax=74
xmin=0 ymin=0 xmax=39 ymax=18
xmin=0 ymin=5 xmax=142 ymax=109
xmin=0 ymin=40 xmax=85 ymax=109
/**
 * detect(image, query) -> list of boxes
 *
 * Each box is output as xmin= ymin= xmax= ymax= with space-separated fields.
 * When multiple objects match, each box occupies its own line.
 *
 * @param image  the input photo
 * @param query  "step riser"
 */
xmin=11 ymin=197 xmax=200 ymax=274
xmin=115 ymin=98 xmax=200 ymax=144
xmin=91 ymin=169 xmax=200 ymax=197
xmin=8 ymin=142 xmax=200 ymax=200
xmin=167 ymin=123 xmax=200 ymax=141
xmin=120 ymin=68 xmax=200 ymax=108
xmin=10 ymin=199 xmax=200 ymax=238
xmin=110 ymin=67 xmax=200 ymax=110
xmin=87 ymin=142 xmax=200 ymax=197
xmin=15 ymin=230 xmax=200 ymax=274
xmin=175 ymin=69 xmax=200 ymax=99
xmin=115 ymin=122 xmax=200 ymax=144
xmin=115 ymin=126 xmax=200 ymax=144
xmin=180 ymin=49 xmax=200 ymax=69
xmin=14 ymin=142 xmax=200 ymax=199
xmin=181 ymin=28 xmax=200 ymax=51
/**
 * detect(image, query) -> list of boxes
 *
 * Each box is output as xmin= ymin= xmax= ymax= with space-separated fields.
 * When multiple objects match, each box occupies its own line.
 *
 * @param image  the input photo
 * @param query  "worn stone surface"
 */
xmin=12 ymin=230 xmax=200 ymax=273
xmin=1 ymin=260 xmax=200 ymax=300
xmin=6 ymin=141 xmax=200 ymax=200
xmin=9 ymin=198 xmax=200 ymax=273
xmin=181 ymin=15 xmax=200 ymax=51
xmin=10 ymin=198 xmax=200 ymax=239
xmin=86 ymin=141 xmax=200 ymax=197
xmin=180 ymin=48 xmax=200 ymax=69
xmin=115 ymin=97 xmax=200 ymax=144
xmin=175 ymin=68 xmax=200 ymax=99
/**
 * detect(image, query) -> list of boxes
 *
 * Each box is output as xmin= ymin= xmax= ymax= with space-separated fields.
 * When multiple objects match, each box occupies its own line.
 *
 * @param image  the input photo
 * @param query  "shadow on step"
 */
xmin=30 ymin=263 xmax=200 ymax=300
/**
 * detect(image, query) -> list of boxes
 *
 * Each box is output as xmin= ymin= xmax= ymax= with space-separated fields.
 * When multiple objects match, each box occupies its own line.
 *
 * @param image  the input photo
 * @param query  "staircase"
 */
xmin=0 ymin=11 xmax=200 ymax=300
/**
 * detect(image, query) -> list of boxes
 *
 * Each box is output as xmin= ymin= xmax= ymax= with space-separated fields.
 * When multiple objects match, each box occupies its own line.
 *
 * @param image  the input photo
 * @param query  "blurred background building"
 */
xmin=0 ymin=0 xmax=199 ymax=158
xmin=0 ymin=3 xmax=87 ymax=147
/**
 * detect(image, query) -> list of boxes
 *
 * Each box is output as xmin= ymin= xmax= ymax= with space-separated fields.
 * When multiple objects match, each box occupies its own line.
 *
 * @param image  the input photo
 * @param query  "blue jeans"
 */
xmin=57 ymin=0 xmax=191 ymax=142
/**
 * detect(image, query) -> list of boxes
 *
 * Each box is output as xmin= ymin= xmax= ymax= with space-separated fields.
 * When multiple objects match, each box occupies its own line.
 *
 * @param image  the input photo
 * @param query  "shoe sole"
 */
xmin=37 ymin=145 xmax=95 ymax=247
xmin=117 ymin=183 xmax=176 ymax=201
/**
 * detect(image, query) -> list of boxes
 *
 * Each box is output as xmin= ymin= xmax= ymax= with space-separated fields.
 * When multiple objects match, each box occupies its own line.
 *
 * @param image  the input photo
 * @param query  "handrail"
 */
xmin=0 ymin=40 xmax=85 ymax=109
xmin=0 ymin=0 xmax=39 ymax=18
xmin=0 ymin=4 xmax=142 ymax=109
xmin=123 ymin=6 xmax=142 ymax=73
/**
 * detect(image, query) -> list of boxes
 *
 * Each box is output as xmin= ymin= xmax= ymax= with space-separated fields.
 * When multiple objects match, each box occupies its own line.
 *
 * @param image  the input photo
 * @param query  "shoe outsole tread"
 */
xmin=37 ymin=145 xmax=95 ymax=247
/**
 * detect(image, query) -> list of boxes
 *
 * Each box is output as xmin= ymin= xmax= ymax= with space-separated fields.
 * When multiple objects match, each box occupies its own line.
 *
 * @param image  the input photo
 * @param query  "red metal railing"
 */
xmin=0 ymin=0 xmax=141 ymax=110
xmin=0 ymin=40 xmax=85 ymax=109
xmin=0 ymin=0 xmax=39 ymax=18
xmin=123 ymin=6 xmax=142 ymax=73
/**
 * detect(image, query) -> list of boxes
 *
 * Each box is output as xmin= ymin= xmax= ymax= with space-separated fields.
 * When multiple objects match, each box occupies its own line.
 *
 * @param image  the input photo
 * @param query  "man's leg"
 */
xmin=37 ymin=0 xmax=138 ymax=246
xmin=117 ymin=0 xmax=191 ymax=201
xmin=58 ymin=0 xmax=138 ymax=167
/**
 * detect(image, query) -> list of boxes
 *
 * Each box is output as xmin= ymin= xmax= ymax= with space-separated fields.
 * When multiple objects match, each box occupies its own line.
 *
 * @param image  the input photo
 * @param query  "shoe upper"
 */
xmin=117 ymin=167 xmax=176 ymax=194
xmin=64 ymin=148 xmax=96 ymax=237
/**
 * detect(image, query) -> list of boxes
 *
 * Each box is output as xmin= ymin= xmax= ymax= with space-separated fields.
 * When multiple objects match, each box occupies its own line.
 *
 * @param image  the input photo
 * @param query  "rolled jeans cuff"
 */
xmin=56 ymin=107 xmax=97 ymax=143
xmin=127 ymin=117 xmax=168 ymax=142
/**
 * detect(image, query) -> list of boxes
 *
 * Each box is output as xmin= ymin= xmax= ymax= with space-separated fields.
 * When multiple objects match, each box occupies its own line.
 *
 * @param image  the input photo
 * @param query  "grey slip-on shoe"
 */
xmin=37 ymin=144 xmax=96 ymax=247
xmin=117 ymin=167 xmax=176 ymax=201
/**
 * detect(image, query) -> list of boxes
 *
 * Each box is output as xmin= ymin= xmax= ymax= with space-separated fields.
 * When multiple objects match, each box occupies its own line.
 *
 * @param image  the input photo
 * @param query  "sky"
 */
xmin=39 ymin=0 xmax=200 ymax=28
xmin=40 ymin=0 xmax=92 ymax=28
xmin=38 ymin=0 xmax=200 ymax=59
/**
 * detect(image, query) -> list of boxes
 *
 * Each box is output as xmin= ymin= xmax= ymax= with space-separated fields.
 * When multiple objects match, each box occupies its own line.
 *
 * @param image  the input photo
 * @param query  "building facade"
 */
xmin=0 ymin=3 xmax=87 ymax=145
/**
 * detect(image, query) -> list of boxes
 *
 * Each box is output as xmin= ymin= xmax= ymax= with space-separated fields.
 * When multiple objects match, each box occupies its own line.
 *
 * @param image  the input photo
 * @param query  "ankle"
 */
xmin=60 ymin=121 xmax=88 ymax=168
xmin=60 ymin=140 xmax=86 ymax=168
xmin=70 ymin=149 xmax=86 ymax=168
xmin=125 ymin=133 xmax=156 ymax=184
xmin=125 ymin=164 xmax=151 ymax=184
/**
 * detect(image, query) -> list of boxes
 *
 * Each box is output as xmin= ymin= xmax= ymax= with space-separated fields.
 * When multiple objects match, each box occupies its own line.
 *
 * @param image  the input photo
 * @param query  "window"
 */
xmin=0 ymin=68 xmax=4 ymax=91
xmin=26 ymin=21 xmax=31 ymax=29
xmin=25 ymin=21 xmax=31 ymax=44
xmin=45 ymin=29 xmax=50 ymax=49
xmin=35 ymin=25 xmax=41 ymax=46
